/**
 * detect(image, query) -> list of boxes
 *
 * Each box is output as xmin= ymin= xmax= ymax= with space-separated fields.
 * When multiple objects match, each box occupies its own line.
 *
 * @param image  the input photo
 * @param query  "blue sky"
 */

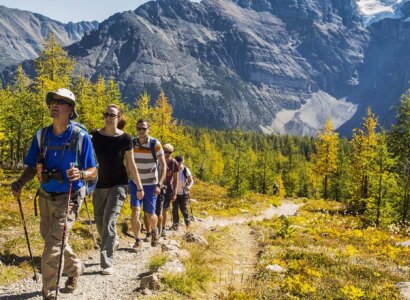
xmin=0 ymin=0 xmax=153 ymax=23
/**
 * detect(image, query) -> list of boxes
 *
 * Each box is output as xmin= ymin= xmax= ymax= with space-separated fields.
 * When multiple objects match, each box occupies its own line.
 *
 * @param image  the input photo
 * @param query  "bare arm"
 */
xmin=125 ymin=149 xmax=144 ymax=200
xmin=11 ymin=166 xmax=37 ymax=197
xmin=154 ymin=154 xmax=167 ymax=196
xmin=125 ymin=149 xmax=143 ymax=190
xmin=171 ymin=170 xmax=178 ymax=201
xmin=158 ymin=155 xmax=167 ymax=185
xmin=186 ymin=175 xmax=194 ymax=190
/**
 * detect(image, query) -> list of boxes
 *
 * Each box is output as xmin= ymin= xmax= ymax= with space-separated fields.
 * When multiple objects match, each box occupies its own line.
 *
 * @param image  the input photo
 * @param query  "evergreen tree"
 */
xmin=255 ymin=141 xmax=276 ymax=194
xmin=228 ymin=130 xmax=249 ymax=197
xmin=389 ymin=91 xmax=410 ymax=223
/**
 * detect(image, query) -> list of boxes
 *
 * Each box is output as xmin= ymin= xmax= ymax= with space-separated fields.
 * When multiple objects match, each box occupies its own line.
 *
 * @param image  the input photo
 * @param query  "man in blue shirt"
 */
xmin=11 ymin=88 xmax=97 ymax=300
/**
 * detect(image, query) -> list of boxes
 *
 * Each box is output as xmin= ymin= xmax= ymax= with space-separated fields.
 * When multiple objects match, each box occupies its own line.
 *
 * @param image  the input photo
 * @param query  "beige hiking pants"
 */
xmin=38 ymin=188 xmax=85 ymax=298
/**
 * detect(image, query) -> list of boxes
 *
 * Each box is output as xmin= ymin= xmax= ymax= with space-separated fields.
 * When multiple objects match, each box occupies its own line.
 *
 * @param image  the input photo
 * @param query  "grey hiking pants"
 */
xmin=92 ymin=185 xmax=127 ymax=269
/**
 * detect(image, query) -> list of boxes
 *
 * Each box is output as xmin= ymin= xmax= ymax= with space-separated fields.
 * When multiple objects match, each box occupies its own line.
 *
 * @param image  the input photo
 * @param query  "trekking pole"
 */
xmin=55 ymin=163 xmax=74 ymax=299
xmin=16 ymin=194 xmax=38 ymax=282
xmin=83 ymin=196 xmax=99 ymax=249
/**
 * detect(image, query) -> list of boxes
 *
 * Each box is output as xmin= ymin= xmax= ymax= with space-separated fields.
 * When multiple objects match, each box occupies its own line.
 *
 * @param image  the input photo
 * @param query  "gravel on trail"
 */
xmin=0 ymin=238 xmax=161 ymax=300
xmin=0 ymin=201 xmax=301 ymax=300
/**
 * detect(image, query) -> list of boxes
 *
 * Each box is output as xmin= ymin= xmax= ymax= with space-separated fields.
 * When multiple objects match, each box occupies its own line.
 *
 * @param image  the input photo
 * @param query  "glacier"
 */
xmin=355 ymin=0 xmax=410 ymax=26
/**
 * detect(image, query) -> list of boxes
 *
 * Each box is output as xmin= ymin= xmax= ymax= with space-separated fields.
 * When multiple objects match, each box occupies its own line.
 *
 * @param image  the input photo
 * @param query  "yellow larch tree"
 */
xmin=312 ymin=118 xmax=339 ymax=199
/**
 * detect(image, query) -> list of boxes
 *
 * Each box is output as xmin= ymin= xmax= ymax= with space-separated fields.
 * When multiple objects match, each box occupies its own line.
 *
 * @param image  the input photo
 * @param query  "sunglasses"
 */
xmin=164 ymin=151 xmax=173 ymax=154
xmin=50 ymin=98 xmax=70 ymax=105
xmin=103 ymin=112 xmax=118 ymax=118
xmin=137 ymin=127 xmax=148 ymax=131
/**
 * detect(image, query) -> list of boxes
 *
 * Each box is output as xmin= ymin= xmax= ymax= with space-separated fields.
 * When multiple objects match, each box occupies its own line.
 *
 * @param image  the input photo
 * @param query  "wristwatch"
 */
xmin=156 ymin=183 xmax=162 ymax=188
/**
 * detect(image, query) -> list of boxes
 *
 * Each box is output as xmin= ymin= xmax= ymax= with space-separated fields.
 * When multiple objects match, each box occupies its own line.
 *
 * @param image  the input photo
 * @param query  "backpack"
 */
xmin=37 ymin=121 xmax=98 ymax=195
xmin=132 ymin=137 xmax=158 ymax=162
xmin=182 ymin=166 xmax=189 ymax=182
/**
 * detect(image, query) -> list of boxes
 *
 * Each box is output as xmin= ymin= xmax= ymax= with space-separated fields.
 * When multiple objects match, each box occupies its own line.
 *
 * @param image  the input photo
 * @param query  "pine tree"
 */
xmin=228 ymin=130 xmax=249 ymax=197
xmin=389 ymin=91 xmax=410 ymax=223
xmin=255 ymin=140 xmax=276 ymax=194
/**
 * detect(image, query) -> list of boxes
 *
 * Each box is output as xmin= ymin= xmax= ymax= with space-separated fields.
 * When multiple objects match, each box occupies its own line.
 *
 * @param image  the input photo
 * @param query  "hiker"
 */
xmin=11 ymin=88 xmax=97 ymax=300
xmin=172 ymin=155 xmax=194 ymax=229
xmin=91 ymin=104 xmax=144 ymax=275
xmin=160 ymin=143 xmax=179 ymax=235
xmin=129 ymin=119 xmax=166 ymax=248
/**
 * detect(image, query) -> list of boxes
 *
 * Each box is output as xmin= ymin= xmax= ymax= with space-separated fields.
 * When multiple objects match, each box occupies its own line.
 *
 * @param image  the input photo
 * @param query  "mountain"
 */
xmin=0 ymin=5 xmax=98 ymax=71
xmin=2 ymin=0 xmax=410 ymax=135
xmin=62 ymin=0 xmax=368 ymax=132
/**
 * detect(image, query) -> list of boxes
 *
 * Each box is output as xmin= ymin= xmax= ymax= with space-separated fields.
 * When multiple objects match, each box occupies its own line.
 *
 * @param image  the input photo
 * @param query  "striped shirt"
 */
xmin=132 ymin=136 xmax=164 ymax=185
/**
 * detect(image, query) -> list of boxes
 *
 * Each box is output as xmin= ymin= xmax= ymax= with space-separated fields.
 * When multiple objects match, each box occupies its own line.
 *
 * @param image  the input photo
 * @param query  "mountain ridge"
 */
xmin=0 ymin=5 xmax=98 ymax=71
xmin=1 ymin=0 xmax=410 ymax=135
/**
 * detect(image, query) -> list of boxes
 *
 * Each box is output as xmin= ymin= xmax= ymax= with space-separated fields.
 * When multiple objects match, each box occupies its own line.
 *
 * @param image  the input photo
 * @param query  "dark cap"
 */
xmin=175 ymin=155 xmax=183 ymax=163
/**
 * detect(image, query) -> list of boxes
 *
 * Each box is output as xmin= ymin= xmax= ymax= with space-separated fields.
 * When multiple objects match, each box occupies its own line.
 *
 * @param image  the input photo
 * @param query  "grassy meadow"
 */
xmin=2 ymin=170 xmax=410 ymax=300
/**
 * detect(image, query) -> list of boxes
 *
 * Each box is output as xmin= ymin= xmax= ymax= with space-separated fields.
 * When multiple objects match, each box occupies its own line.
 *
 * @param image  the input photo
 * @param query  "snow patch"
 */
xmin=260 ymin=91 xmax=357 ymax=136
xmin=355 ymin=0 xmax=410 ymax=26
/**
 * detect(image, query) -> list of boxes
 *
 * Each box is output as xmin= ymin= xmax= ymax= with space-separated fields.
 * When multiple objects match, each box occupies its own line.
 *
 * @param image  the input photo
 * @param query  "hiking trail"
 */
xmin=0 ymin=201 xmax=300 ymax=299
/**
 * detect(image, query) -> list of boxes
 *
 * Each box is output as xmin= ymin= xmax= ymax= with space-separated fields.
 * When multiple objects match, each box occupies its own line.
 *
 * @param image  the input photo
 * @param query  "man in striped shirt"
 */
xmin=129 ymin=119 xmax=166 ymax=247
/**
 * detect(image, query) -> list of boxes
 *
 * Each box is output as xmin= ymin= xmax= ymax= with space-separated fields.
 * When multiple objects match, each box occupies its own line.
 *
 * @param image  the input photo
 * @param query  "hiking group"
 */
xmin=11 ymin=88 xmax=194 ymax=300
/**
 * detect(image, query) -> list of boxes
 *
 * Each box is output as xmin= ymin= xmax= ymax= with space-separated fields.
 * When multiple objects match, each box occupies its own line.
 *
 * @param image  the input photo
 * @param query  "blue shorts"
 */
xmin=128 ymin=181 xmax=157 ymax=214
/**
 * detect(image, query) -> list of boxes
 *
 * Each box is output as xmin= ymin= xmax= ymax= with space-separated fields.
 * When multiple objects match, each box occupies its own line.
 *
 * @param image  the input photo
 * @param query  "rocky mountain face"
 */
xmin=2 ymin=0 xmax=410 ymax=135
xmin=63 ymin=0 xmax=370 ymax=132
xmin=0 ymin=5 xmax=98 ymax=71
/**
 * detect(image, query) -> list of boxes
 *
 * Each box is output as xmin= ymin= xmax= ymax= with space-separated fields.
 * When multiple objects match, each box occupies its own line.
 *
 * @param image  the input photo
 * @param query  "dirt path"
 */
xmin=0 ymin=201 xmax=301 ymax=299
xmin=194 ymin=201 xmax=300 ymax=298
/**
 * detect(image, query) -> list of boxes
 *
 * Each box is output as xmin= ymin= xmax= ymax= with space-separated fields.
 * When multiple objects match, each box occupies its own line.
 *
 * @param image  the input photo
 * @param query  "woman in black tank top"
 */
xmin=91 ymin=104 xmax=144 ymax=275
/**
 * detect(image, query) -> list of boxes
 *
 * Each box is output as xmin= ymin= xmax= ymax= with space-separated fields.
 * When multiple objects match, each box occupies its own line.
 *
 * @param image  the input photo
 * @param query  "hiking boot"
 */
xmin=171 ymin=223 xmax=179 ymax=231
xmin=161 ymin=229 xmax=167 ymax=237
xmin=132 ymin=238 xmax=142 ymax=250
xmin=101 ymin=267 xmax=114 ymax=275
xmin=42 ymin=290 xmax=56 ymax=300
xmin=151 ymin=229 xmax=159 ymax=247
xmin=64 ymin=262 xmax=85 ymax=293
xmin=143 ymin=232 xmax=151 ymax=242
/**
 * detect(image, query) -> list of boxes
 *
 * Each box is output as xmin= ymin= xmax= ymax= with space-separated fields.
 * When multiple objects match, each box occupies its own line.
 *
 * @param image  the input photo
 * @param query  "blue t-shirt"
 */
xmin=24 ymin=123 xmax=96 ymax=193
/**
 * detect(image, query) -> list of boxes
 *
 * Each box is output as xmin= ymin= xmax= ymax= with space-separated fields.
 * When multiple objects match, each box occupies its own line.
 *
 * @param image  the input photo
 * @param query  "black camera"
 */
xmin=41 ymin=169 xmax=64 ymax=183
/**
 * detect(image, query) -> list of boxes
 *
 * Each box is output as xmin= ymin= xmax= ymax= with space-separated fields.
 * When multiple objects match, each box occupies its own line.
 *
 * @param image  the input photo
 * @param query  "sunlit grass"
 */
xmin=226 ymin=200 xmax=410 ymax=299
xmin=190 ymin=179 xmax=280 ymax=217
xmin=148 ymin=253 xmax=169 ymax=273
xmin=162 ymin=243 xmax=214 ymax=296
